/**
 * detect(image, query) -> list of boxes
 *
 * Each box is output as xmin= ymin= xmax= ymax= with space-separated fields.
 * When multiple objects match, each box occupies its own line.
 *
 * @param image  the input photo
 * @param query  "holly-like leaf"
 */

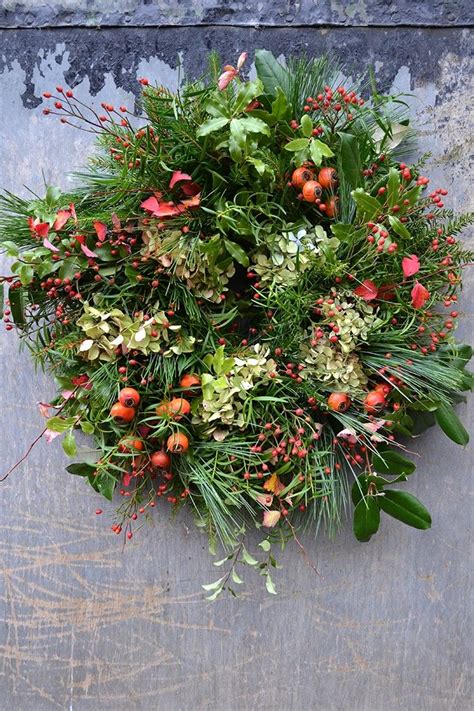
xmin=378 ymin=490 xmax=431 ymax=529
xmin=351 ymin=189 xmax=382 ymax=221
xmin=197 ymin=116 xmax=230 ymax=137
xmin=353 ymin=497 xmax=380 ymax=542
xmin=254 ymin=49 xmax=288 ymax=97
xmin=66 ymin=462 xmax=96 ymax=477
xmin=386 ymin=167 xmax=401 ymax=206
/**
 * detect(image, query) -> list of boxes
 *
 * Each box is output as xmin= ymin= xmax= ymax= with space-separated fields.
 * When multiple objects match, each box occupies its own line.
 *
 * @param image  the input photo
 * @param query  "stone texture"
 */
xmin=0 ymin=18 xmax=473 ymax=711
xmin=1 ymin=0 xmax=473 ymax=28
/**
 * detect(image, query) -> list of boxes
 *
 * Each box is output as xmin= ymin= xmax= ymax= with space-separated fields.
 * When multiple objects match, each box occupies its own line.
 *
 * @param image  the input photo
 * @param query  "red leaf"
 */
xmin=169 ymin=170 xmax=192 ymax=189
xmin=80 ymin=243 xmax=97 ymax=258
xmin=376 ymin=283 xmax=397 ymax=301
xmin=43 ymin=237 xmax=59 ymax=252
xmin=94 ymin=221 xmax=107 ymax=241
xmin=123 ymin=472 xmax=132 ymax=488
xmin=411 ymin=281 xmax=430 ymax=309
xmin=34 ymin=222 xmax=50 ymax=238
xmin=69 ymin=203 xmax=77 ymax=223
xmin=141 ymin=196 xmax=161 ymax=214
xmin=52 ymin=210 xmax=71 ymax=231
xmin=402 ymin=254 xmax=420 ymax=278
xmin=180 ymin=181 xmax=201 ymax=196
xmin=354 ymin=279 xmax=378 ymax=301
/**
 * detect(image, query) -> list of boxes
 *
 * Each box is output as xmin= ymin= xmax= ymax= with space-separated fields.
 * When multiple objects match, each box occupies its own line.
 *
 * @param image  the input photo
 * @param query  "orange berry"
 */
xmin=327 ymin=392 xmax=351 ymax=412
xmin=325 ymin=195 xmax=339 ymax=218
xmin=150 ymin=451 xmax=171 ymax=470
xmin=110 ymin=403 xmax=136 ymax=424
xmin=166 ymin=432 xmax=189 ymax=453
xmin=318 ymin=167 xmax=338 ymax=190
xmin=118 ymin=387 xmax=140 ymax=408
xmin=118 ymin=437 xmax=144 ymax=453
xmin=302 ymin=180 xmax=323 ymax=203
xmin=156 ymin=397 xmax=191 ymax=420
xmin=291 ymin=166 xmax=314 ymax=189
xmin=363 ymin=391 xmax=386 ymax=414
xmin=179 ymin=374 xmax=201 ymax=394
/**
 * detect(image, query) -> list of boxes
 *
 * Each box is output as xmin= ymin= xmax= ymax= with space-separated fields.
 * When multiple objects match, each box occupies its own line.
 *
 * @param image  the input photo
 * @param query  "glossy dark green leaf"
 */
xmin=434 ymin=402 xmax=469 ymax=445
xmin=378 ymin=490 xmax=431 ymax=529
xmin=388 ymin=215 xmax=411 ymax=239
xmin=351 ymin=474 xmax=369 ymax=507
xmin=351 ymin=189 xmax=382 ymax=221
xmin=9 ymin=287 xmax=26 ymax=327
xmin=372 ymin=448 xmax=416 ymax=476
xmin=254 ymin=49 xmax=288 ymax=97
xmin=66 ymin=462 xmax=96 ymax=477
xmin=386 ymin=167 xmax=400 ymax=206
xmin=339 ymin=133 xmax=362 ymax=188
xmin=353 ymin=497 xmax=380 ymax=542
xmin=223 ymin=239 xmax=249 ymax=267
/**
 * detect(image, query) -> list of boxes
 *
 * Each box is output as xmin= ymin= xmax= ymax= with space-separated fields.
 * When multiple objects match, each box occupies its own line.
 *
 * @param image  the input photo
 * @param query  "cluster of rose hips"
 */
xmin=290 ymin=165 xmax=339 ymax=217
xmin=326 ymin=384 xmax=390 ymax=415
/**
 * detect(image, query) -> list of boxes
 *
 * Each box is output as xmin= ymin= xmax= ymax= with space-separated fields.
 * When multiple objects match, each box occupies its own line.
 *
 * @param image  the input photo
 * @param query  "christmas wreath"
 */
xmin=1 ymin=51 xmax=472 ymax=597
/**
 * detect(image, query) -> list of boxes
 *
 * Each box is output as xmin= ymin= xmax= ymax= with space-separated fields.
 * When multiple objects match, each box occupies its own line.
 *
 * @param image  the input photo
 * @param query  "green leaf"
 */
xmin=1 ymin=240 xmax=20 ymax=257
xmin=258 ymin=539 xmax=271 ymax=552
xmin=271 ymin=87 xmax=290 ymax=120
xmin=231 ymin=569 xmax=244 ymax=585
xmin=18 ymin=264 xmax=34 ymax=286
xmin=80 ymin=420 xmax=95 ymax=435
xmin=240 ymin=116 xmax=271 ymax=136
xmin=372 ymin=448 xmax=416 ymax=476
xmin=197 ymin=116 xmax=230 ymax=137
xmin=378 ymin=490 xmax=431 ymax=529
xmin=338 ymin=133 xmax=362 ymax=188
xmin=312 ymin=139 xmax=334 ymax=158
xmin=9 ymin=287 xmax=26 ymax=327
xmin=95 ymin=472 xmax=116 ymax=501
xmin=46 ymin=415 xmax=77 ymax=433
xmin=229 ymin=118 xmax=246 ymax=161
xmin=234 ymin=79 xmax=263 ymax=114
xmin=241 ymin=546 xmax=258 ymax=565
xmin=124 ymin=265 xmax=139 ymax=284
xmin=434 ymin=402 xmax=469 ymax=445
xmin=254 ymin=49 xmax=288 ymax=97
xmin=351 ymin=189 xmax=382 ymax=221
xmin=284 ymin=138 xmax=309 ymax=152
xmin=223 ymin=238 xmax=249 ymax=267
xmin=62 ymin=430 xmax=77 ymax=457
xmin=351 ymin=474 xmax=370 ymax=507
xmin=66 ymin=462 xmax=96 ymax=477
xmin=386 ymin=167 xmax=400 ymax=207
xmin=388 ymin=215 xmax=411 ymax=239
xmin=265 ymin=573 xmax=277 ymax=594
xmin=202 ymin=576 xmax=225 ymax=591
xmin=353 ymin=497 xmax=380 ymax=542
xmin=300 ymin=113 xmax=313 ymax=138
xmin=309 ymin=139 xmax=322 ymax=165
xmin=45 ymin=185 xmax=61 ymax=206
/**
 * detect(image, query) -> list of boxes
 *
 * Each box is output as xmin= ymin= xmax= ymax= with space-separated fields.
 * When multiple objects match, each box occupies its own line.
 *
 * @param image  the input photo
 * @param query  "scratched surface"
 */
xmin=0 ymin=18 xmax=473 ymax=711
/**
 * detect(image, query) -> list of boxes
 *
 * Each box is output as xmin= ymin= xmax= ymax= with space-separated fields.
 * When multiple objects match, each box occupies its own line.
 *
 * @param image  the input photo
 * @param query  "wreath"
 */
xmin=1 ymin=50 xmax=472 ymax=597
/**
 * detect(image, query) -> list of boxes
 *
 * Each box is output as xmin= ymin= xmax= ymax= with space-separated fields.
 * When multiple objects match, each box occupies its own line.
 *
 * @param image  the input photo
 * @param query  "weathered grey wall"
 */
xmin=0 ymin=3 xmax=473 ymax=710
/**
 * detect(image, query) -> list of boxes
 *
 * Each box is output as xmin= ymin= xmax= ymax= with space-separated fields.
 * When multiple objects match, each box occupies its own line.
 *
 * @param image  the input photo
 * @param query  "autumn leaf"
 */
xmin=263 ymin=510 xmax=281 ymax=528
xmin=43 ymin=237 xmax=59 ymax=252
xmin=169 ymin=171 xmax=192 ymax=189
xmin=411 ymin=281 xmax=430 ymax=308
xmin=52 ymin=210 xmax=71 ymax=231
xmin=94 ymin=221 xmax=107 ymax=241
xmin=402 ymin=254 xmax=420 ymax=278
xmin=354 ymin=279 xmax=378 ymax=301
xmin=263 ymin=473 xmax=285 ymax=494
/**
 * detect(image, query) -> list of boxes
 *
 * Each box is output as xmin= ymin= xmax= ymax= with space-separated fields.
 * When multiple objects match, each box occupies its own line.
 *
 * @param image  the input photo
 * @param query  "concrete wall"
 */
xmin=0 ymin=3 xmax=472 ymax=710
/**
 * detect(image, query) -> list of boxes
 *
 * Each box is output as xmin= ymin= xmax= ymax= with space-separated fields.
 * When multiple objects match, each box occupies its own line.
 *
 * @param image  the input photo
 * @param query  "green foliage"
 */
xmin=0 ymin=49 xmax=471 ymax=596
